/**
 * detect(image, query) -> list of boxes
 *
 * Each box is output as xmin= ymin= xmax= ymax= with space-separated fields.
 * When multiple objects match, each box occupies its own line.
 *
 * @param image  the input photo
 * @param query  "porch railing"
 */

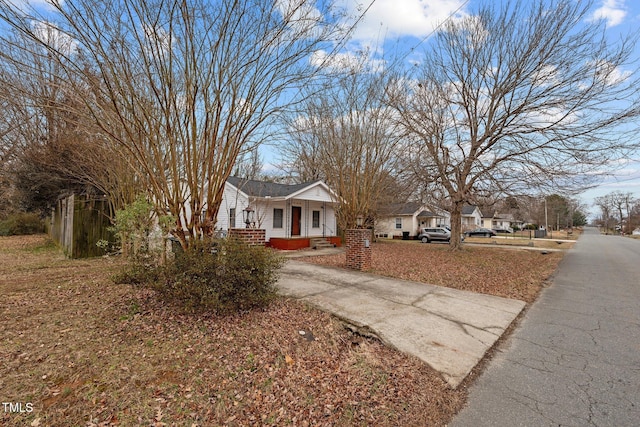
xmin=323 ymin=224 xmax=335 ymax=237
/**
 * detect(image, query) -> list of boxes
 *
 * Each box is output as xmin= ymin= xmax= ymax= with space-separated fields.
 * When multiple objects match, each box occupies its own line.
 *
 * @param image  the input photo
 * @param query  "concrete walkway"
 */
xmin=277 ymin=260 xmax=526 ymax=388
xmin=452 ymin=228 xmax=640 ymax=426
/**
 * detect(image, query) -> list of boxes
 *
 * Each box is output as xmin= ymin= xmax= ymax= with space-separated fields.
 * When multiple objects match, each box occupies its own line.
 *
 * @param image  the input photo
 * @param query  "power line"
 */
xmin=407 ymin=0 xmax=470 ymax=54
xmin=350 ymin=0 xmax=471 ymax=71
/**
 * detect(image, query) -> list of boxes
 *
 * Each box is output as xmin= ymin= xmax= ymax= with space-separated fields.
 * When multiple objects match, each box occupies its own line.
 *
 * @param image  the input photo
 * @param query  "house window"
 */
xmin=395 ymin=217 xmax=402 ymax=229
xmin=273 ymin=208 xmax=283 ymax=228
xmin=312 ymin=210 xmax=320 ymax=228
xmin=229 ymin=208 xmax=236 ymax=228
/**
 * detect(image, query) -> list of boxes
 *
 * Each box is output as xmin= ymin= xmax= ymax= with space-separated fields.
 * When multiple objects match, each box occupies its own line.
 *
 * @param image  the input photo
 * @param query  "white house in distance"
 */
xmin=375 ymin=202 xmax=451 ymax=239
xmin=217 ymin=176 xmax=340 ymax=250
xmin=376 ymin=202 xmax=484 ymax=238
xmin=482 ymin=212 xmax=523 ymax=231
xmin=461 ymin=205 xmax=483 ymax=231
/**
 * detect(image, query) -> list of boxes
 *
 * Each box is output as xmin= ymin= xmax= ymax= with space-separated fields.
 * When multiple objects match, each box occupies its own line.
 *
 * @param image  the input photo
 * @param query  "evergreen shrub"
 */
xmin=153 ymin=238 xmax=284 ymax=314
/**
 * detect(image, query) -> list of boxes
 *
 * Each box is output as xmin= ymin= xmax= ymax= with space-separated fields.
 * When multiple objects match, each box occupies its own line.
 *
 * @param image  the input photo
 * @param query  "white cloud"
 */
xmin=338 ymin=0 xmax=468 ymax=44
xmin=588 ymin=0 xmax=627 ymax=27
xmin=320 ymin=0 xmax=468 ymax=72
xmin=141 ymin=23 xmax=171 ymax=53
xmin=31 ymin=20 xmax=76 ymax=54
xmin=310 ymin=49 xmax=385 ymax=72
xmin=531 ymin=65 xmax=559 ymax=88
xmin=590 ymin=59 xmax=632 ymax=86
xmin=275 ymin=0 xmax=324 ymax=39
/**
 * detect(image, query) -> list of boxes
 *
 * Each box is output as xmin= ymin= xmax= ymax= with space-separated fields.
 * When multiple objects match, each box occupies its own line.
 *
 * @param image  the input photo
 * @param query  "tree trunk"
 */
xmin=449 ymin=201 xmax=464 ymax=250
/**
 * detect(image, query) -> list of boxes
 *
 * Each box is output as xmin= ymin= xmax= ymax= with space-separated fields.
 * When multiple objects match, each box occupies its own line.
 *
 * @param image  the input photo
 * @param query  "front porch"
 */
xmin=220 ymin=177 xmax=340 ymax=249
xmin=267 ymin=236 xmax=342 ymax=250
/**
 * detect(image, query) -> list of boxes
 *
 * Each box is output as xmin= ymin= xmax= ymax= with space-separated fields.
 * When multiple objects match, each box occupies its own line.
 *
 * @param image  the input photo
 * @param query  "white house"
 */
xmin=218 ymin=177 xmax=340 ymax=249
xmin=375 ymin=202 xmax=451 ymax=238
xmin=482 ymin=212 xmax=522 ymax=231
xmin=461 ymin=205 xmax=483 ymax=231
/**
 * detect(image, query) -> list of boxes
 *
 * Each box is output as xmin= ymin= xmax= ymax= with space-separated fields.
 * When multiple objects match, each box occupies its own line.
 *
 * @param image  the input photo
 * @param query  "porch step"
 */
xmin=310 ymin=237 xmax=335 ymax=249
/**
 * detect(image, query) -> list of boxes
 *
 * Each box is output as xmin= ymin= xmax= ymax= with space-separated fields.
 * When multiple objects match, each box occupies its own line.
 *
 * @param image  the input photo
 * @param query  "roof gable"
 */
xmin=462 ymin=204 xmax=482 ymax=216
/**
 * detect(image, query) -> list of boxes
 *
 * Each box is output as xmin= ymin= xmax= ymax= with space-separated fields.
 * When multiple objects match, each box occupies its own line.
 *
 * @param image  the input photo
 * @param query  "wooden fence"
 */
xmin=50 ymin=194 xmax=113 ymax=258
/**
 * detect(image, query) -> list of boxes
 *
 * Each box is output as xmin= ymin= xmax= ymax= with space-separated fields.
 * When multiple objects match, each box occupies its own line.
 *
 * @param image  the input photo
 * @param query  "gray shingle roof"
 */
xmin=462 ymin=204 xmax=479 ymax=215
xmin=417 ymin=210 xmax=443 ymax=218
xmin=226 ymin=176 xmax=318 ymax=198
xmin=380 ymin=202 xmax=422 ymax=216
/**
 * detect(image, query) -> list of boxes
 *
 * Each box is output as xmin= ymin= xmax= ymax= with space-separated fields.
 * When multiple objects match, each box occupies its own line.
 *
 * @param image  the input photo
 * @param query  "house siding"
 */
xmin=461 ymin=206 xmax=483 ymax=231
xmin=376 ymin=206 xmax=451 ymax=238
xmin=483 ymin=218 xmax=512 ymax=230
xmin=375 ymin=214 xmax=417 ymax=238
xmin=216 ymin=182 xmax=248 ymax=231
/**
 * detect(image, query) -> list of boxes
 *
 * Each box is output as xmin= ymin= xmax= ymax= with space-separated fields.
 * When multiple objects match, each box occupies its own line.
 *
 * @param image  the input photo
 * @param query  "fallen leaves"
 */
xmin=302 ymin=240 xmax=563 ymax=303
xmin=1 ymin=235 xmax=465 ymax=426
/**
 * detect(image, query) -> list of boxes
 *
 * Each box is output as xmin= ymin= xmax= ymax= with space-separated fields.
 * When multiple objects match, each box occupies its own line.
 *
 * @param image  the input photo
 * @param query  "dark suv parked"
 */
xmin=418 ymin=227 xmax=451 ymax=243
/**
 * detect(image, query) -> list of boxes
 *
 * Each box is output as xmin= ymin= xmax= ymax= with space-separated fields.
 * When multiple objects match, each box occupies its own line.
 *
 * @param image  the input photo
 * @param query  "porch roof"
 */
xmin=417 ymin=210 xmax=445 ymax=218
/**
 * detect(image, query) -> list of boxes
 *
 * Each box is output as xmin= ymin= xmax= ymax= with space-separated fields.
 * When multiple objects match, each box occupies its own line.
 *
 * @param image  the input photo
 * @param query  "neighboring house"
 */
xmin=376 ymin=202 xmax=451 ymax=238
xmin=482 ymin=213 xmax=523 ymax=231
xmin=461 ymin=205 xmax=483 ymax=231
xmin=218 ymin=177 xmax=340 ymax=249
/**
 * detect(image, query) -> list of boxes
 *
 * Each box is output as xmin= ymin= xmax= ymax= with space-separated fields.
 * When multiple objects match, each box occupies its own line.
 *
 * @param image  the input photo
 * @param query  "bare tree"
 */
xmin=628 ymin=194 xmax=639 ymax=232
xmin=631 ymin=198 xmax=640 ymax=232
xmin=594 ymin=193 xmax=614 ymax=233
xmin=389 ymin=0 xmax=640 ymax=248
xmin=0 ymin=24 xmax=140 ymax=215
xmin=566 ymin=197 xmax=588 ymax=228
xmin=544 ymin=194 xmax=570 ymax=230
xmin=233 ymin=149 xmax=265 ymax=182
xmin=606 ymin=190 xmax=635 ymax=233
xmin=0 ymin=0 xmax=345 ymax=248
xmin=281 ymin=59 xmax=408 ymax=230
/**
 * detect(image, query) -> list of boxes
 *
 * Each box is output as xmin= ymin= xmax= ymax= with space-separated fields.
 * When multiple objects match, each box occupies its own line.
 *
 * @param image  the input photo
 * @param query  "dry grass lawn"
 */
xmin=1 ymin=235 xmax=466 ymax=426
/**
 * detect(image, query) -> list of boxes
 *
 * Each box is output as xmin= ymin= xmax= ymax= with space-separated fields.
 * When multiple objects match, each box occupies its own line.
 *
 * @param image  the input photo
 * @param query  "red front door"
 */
xmin=291 ymin=206 xmax=301 ymax=236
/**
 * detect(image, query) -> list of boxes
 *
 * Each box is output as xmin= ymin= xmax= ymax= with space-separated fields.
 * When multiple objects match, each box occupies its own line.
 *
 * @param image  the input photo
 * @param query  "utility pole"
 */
xmin=544 ymin=197 xmax=548 ymax=234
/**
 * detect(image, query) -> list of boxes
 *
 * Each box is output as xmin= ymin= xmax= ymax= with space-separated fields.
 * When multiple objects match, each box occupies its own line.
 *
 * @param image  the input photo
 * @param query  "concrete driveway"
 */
xmin=277 ymin=260 xmax=526 ymax=388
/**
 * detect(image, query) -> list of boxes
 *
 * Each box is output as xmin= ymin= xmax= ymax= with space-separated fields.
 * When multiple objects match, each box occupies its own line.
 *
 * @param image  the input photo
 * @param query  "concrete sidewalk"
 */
xmin=277 ymin=260 xmax=526 ymax=388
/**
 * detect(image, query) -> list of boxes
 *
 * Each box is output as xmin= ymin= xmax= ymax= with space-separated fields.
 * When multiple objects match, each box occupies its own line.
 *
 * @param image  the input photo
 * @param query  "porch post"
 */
xmin=305 ymin=200 xmax=309 ymax=237
xmin=285 ymin=199 xmax=291 ymax=238
xmin=322 ymin=202 xmax=326 ymax=237
xmin=228 ymin=228 xmax=266 ymax=246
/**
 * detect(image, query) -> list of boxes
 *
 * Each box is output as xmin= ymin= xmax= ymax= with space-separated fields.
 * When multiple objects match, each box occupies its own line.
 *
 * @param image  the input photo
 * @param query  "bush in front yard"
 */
xmin=153 ymin=238 xmax=285 ymax=314
xmin=0 ymin=212 xmax=45 ymax=236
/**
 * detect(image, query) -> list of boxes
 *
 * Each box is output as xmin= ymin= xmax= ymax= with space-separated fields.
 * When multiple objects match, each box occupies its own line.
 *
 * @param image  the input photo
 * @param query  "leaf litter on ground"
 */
xmin=1 ymin=235 xmax=473 ymax=426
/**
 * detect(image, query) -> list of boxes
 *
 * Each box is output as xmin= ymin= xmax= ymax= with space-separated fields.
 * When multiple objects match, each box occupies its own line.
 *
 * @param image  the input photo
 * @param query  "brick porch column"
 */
xmin=345 ymin=228 xmax=372 ymax=270
xmin=228 ymin=228 xmax=266 ymax=246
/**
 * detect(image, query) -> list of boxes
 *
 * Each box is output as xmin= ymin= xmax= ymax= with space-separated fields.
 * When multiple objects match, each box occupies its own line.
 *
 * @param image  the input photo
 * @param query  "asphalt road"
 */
xmin=452 ymin=227 xmax=640 ymax=426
